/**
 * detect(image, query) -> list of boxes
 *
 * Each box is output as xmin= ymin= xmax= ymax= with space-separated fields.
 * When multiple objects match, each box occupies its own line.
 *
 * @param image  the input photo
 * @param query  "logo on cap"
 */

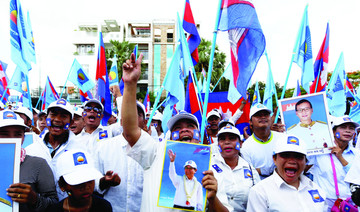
xmin=73 ymin=152 xmax=88 ymax=166
xmin=224 ymin=125 xmax=232 ymax=129
xmin=287 ymin=136 xmax=299 ymax=146
xmin=244 ymin=168 xmax=252 ymax=178
xmin=308 ymin=190 xmax=324 ymax=202
xmin=99 ymin=130 xmax=108 ymax=140
xmin=343 ymin=117 xmax=351 ymax=122
xmin=56 ymin=99 xmax=67 ymax=106
xmin=193 ymin=129 xmax=200 ymax=140
xmin=3 ymin=111 xmax=17 ymax=120
xmin=256 ymin=104 xmax=264 ymax=108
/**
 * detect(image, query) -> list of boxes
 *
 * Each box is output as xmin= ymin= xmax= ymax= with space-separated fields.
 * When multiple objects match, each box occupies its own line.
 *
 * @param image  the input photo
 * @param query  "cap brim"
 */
xmin=167 ymin=113 xmax=199 ymax=131
xmin=62 ymin=167 xmax=102 ymax=185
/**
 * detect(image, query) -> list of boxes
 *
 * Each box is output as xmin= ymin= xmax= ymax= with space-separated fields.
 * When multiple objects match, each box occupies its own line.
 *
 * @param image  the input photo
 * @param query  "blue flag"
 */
xmin=252 ymin=81 xmax=260 ymax=106
xmin=217 ymin=0 xmax=265 ymax=99
xmin=10 ymin=0 xmax=31 ymax=73
xmin=109 ymin=55 xmax=119 ymax=86
xmin=327 ymin=53 xmax=346 ymax=116
xmin=68 ymin=59 xmax=95 ymax=93
xmin=223 ymin=63 xmax=242 ymax=104
xmin=293 ymin=80 xmax=301 ymax=97
xmin=26 ymin=11 xmax=36 ymax=63
xmin=41 ymin=76 xmax=59 ymax=110
xmin=0 ymin=61 xmax=10 ymax=104
xmin=293 ymin=5 xmax=314 ymax=93
xmin=263 ymin=69 xmax=275 ymax=111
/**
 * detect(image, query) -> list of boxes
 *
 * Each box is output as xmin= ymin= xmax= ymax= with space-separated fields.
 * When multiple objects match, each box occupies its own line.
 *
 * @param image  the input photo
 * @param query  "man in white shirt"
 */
xmin=168 ymin=150 xmax=203 ymax=211
xmin=121 ymin=53 xmax=231 ymax=212
xmin=241 ymin=103 xmax=282 ymax=179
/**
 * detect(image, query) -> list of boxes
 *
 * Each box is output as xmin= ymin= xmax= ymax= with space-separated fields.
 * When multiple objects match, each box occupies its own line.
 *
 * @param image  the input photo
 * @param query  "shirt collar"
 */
xmin=252 ymin=131 xmax=273 ymax=144
xmin=272 ymin=169 xmax=310 ymax=190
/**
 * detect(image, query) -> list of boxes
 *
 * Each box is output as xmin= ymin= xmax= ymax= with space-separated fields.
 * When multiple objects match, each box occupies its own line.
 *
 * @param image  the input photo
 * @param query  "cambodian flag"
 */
xmin=310 ymin=23 xmax=329 ymax=93
xmin=345 ymin=75 xmax=355 ymax=95
xmin=143 ymin=88 xmax=150 ymax=113
xmin=185 ymin=70 xmax=202 ymax=128
xmin=95 ymin=32 xmax=111 ymax=126
xmin=183 ymin=0 xmax=201 ymax=66
xmin=218 ymin=0 xmax=265 ymax=99
xmin=0 ymin=61 xmax=10 ymax=104
xmin=41 ymin=76 xmax=59 ymax=110
xmin=251 ymin=81 xmax=260 ymax=106
xmin=79 ymin=89 xmax=93 ymax=103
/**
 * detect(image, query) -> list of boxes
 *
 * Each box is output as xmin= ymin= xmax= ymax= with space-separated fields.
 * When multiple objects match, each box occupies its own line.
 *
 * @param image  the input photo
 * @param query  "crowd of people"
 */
xmin=1 ymin=53 xmax=359 ymax=212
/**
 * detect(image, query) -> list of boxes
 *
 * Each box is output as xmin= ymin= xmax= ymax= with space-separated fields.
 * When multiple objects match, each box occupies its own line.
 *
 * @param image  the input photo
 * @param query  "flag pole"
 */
xmin=59 ymin=60 xmax=75 ymax=98
xmin=200 ymin=0 xmax=223 ymax=143
xmin=264 ymin=50 xmax=279 ymax=107
xmin=0 ymin=87 xmax=9 ymax=103
xmin=211 ymin=64 xmax=229 ymax=92
xmin=25 ymin=75 xmax=34 ymax=125
xmin=35 ymin=91 xmax=42 ymax=109
xmin=189 ymin=69 xmax=203 ymax=114
xmin=274 ymin=5 xmax=308 ymax=123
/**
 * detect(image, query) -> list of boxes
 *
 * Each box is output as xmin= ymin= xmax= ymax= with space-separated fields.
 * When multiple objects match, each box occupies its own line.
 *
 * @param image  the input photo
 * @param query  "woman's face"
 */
xmin=63 ymin=180 xmax=95 ymax=203
xmin=218 ymin=133 xmax=240 ymax=159
xmin=334 ymin=123 xmax=356 ymax=143
xmin=273 ymin=152 xmax=306 ymax=189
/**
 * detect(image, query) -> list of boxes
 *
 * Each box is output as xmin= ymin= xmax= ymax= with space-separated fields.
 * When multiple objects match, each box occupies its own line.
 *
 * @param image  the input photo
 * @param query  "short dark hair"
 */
xmin=137 ymin=106 xmax=145 ymax=119
xmin=295 ymin=99 xmax=312 ymax=111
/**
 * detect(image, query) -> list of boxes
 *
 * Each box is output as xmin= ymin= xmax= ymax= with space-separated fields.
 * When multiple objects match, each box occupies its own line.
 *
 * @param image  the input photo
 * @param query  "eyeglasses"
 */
xmin=278 ymin=152 xmax=305 ymax=160
xmin=296 ymin=107 xmax=311 ymax=113
xmin=84 ymin=106 xmax=102 ymax=113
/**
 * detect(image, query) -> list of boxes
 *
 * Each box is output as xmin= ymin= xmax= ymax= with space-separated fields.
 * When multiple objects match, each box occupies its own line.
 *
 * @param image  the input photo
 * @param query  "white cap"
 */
xmin=84 ymin=99 xmax=104 ymax=111
xmin=47 ymin=99 xmax=74 ymax=119
xmin=136 ymin=101 xmax=146 ymax=117
xmin=183 ymin=160 xmax=197 ymax=169
xmin=217 ymin=124 xmax=241 ymax=138
xmin=0 ymin=109 xmax=28 ymax=129
xmin=0 ymin=102 xmax=4 ymax=109
xmin=332 ymin=115 xmax=360 ymax=129
xmin=249 ymin=103 xmax=272 ymax=119
xmin=273 ymin=134 xmax=307 ymax=156
xmin=32 ymin=108 xmax=40 ymax=114
xmin=207 ymin=109 xmax=221 ymax=120
xmin=167 ymin=111 xmax=199 ymax=131
xmin=12 ymin=106 xmax=33 ymax=120
xmin=38 ymin=111 xmax=47 ymax=117
xmin=56 ymin=149 xmax=102 ymax=185
xmin=73 ymin=106 xmax=84 ymax=117
xmin=218 ymin=118 xmax=235 ymax=128
xmin=152 ymin=110 xmax=163 ymax=121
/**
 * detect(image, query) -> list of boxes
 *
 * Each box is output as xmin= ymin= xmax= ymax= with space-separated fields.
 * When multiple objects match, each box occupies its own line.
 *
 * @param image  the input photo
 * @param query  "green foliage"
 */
xmin=105 ymin=40 xmax=136 ymax=78
xmin=195 ymin=38 xmax=227 ymax=92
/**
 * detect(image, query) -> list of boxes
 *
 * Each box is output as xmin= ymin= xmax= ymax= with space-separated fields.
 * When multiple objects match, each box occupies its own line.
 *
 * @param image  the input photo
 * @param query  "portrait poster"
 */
xmin=0 ymin=139 xmax=21 ymax=212
xmin=278 ymin=92 xmax=334 ymax=155
xmin=158 ymin=140 xmax=211 ymax=211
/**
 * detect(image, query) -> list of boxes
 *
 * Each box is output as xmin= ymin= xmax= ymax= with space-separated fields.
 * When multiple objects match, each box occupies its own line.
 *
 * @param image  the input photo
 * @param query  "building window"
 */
xmin=154 ymin=28 xmax=161 ymax=42
xmin=167 ymin=29 xmax=174 ymax=43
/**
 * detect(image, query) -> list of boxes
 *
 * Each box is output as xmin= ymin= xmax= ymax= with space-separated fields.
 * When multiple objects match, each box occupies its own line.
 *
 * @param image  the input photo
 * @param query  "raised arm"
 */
xmin=122 ymin=53 xmax=143 ymax=146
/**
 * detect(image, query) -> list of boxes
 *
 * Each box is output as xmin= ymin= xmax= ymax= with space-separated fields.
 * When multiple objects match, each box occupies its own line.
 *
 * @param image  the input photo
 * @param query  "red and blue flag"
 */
xmin=217 ymin=0 xmax=265 ymax=99
xmin=310 ymin=23 xmax=329 ymax=93
xmin=183 ymin=0 xmax=201 ymax=66
xmin=143 ymin=88 xmax=150 ymax=113
xmin=293 ymin=80 xmax=301 ymax=97
xmin=0 ymin=61 xmax=10 ymax=104
xmin=79 ymin=89 xmax=93 ymax=103
xmin=95 ymin=32 xmax=111 ymax=126
xmin=68 ymin=59 xmax=95 ymax=93
xmin=41 ymin=76 xmax=59 ymax=110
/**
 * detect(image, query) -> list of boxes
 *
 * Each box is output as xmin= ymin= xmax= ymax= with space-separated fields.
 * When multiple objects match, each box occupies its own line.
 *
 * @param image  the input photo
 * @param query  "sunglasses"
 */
xmin=84 ymin=106 xmax=102 ymax=113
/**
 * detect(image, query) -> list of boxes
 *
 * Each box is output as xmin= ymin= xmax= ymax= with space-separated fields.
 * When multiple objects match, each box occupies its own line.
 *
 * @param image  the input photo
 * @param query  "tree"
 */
xmin=105 ymin=40 xmax=136 ymax=79
xmin=195 ymin=38 xmax=227 ymax=91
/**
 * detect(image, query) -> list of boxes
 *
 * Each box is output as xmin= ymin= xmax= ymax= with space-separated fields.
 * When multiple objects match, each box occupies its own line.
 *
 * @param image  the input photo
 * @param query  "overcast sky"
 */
xmin=1 ymin=0 xmax=360 ymax=92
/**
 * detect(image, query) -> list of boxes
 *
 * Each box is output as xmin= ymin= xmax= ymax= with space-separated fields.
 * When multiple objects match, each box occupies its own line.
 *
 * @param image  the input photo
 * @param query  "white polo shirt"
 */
xmin=241 ymin=131 xmax=282 ymax=178
xmin=211 ymin=154 xmax=260 ymax=212
xmin=247 ymin=171 xmax=327 ymax=212
xmin=126 ymin=130 xmax=232 ymax=212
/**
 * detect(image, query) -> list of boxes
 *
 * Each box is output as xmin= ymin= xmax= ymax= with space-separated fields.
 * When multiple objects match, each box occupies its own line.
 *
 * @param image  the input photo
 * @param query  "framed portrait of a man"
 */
xmin=158 ymin=140 xmax=211 ymax=211
xmin=0 ymin=138 xmax=21 ymax=212
xmin=278 ymin=92 xmax=335 ymax=155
